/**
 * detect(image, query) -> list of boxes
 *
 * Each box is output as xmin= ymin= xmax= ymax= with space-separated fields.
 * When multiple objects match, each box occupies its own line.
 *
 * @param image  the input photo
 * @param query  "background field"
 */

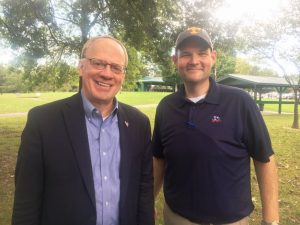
xmin=0 ymin=92 xmax=299 ymax=225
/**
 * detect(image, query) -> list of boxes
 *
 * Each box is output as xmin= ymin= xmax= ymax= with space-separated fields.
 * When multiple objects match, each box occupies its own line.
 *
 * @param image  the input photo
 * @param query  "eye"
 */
xmin=198 ymin=50 xmax=209 ymax=56
xmin=179 ymin=52 xmax=191 ymax=58
xmin=111 ymin=64 xmax=123 ymax=73
xmin=92 ymin=59 xmax=105 ymax=67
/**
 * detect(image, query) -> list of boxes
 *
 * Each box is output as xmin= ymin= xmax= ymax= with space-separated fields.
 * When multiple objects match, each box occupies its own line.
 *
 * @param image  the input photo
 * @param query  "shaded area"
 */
xmin=218 ymin=74 xmax=294 ymax=114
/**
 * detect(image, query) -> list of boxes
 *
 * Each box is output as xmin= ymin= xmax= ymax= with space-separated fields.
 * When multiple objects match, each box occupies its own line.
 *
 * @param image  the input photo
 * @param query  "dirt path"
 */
xmin=0 ymin=112 xmax=28 ymax=118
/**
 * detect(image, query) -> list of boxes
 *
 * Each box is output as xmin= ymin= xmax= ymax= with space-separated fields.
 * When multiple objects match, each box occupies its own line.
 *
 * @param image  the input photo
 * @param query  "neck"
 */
xmin=184 ymin=78 xmax=210 ymax=98
xmin=95 ymin=101 xmax=115 ymax=119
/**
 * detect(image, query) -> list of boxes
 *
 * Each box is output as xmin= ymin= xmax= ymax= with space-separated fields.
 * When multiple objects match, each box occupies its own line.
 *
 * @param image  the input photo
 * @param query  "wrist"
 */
xmin=261 ymin=220 xmax=279 ymax=225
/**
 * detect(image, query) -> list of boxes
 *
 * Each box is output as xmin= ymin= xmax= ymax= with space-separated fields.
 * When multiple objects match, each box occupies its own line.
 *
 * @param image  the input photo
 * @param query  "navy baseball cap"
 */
xmin=175 ymin=27 xmax=213 ymax=50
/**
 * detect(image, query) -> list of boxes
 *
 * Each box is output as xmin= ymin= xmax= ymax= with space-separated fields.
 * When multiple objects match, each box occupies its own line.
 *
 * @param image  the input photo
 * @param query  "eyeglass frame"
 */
xmin=83 ymin=58 xmax=126 ymax=75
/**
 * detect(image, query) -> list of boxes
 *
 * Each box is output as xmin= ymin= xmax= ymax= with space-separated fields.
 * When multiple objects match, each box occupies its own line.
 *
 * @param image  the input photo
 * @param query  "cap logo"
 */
xmin=187 ymin=27 xmax=201 ymax=34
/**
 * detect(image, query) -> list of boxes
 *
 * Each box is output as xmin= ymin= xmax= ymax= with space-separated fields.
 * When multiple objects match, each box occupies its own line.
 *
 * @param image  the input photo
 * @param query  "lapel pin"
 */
xmin=125 ymin=121 xmax=129 ymax=127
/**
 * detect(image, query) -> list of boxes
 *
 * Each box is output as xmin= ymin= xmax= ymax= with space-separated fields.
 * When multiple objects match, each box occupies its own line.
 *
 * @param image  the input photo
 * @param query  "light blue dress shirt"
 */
xmin=81 ymin=92 xmax=121 ymax=225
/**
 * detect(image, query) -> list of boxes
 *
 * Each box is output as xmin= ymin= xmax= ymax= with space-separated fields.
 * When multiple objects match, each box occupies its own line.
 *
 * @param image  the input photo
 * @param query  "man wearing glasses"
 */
xmin=12 ymin=36 xmax=154 ymax=225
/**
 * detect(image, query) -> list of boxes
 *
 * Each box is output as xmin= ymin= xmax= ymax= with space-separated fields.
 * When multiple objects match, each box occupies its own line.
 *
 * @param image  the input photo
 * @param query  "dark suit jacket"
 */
xmin=12 ymin=93 xmax=154 ymax=225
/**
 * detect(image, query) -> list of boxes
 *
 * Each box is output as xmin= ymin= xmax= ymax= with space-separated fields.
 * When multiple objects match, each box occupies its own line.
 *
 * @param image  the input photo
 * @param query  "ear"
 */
xmin=172 ymin=55 xmax=178 ymax=67
xmin=211 ymin=50 xmax=217 ymax=66
xmin=77 ymin=60 xmax=84 ymax=77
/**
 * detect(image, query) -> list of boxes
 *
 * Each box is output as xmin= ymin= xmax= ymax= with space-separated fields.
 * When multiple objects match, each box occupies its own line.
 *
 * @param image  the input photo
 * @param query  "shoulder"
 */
xmin=216 ymin=83 xmax=253 ymax=102
xmin=215 ymin=83 xmax=260 ymax=115
xmin=157 ymin=92 xmax=178 ymax=109
xmin=28 ymin=93 xmax=80 ymax=117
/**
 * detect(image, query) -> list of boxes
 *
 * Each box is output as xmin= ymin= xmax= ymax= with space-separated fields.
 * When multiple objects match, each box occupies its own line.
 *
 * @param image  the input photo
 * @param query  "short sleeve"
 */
xmin=242 ymin=94 xmax=274 ymax=162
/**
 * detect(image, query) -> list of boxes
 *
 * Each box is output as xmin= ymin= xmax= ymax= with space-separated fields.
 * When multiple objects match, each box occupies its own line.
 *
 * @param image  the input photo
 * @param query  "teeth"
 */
xmin=96 ymin=81 xmax=110 ymax=87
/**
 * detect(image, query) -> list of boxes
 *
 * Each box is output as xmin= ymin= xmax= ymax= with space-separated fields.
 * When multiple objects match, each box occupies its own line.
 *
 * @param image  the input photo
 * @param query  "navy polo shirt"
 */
xmin=151 ymin=78 xmax=274 ymax=224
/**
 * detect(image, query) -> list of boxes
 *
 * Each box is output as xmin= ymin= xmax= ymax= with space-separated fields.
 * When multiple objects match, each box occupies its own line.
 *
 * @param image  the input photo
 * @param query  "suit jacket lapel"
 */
xmin=62 ymin=93 xmax=96 ymax=208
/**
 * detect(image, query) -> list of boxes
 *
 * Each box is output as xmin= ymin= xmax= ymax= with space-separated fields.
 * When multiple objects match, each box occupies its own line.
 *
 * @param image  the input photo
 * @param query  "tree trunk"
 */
xmin=292 ymin=89 xmax=299 ymax=129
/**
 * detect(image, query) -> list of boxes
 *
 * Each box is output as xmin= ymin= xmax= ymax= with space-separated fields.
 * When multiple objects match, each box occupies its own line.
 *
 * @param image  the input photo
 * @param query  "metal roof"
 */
xmin=217 ymin=74 xmax=289 ymax=88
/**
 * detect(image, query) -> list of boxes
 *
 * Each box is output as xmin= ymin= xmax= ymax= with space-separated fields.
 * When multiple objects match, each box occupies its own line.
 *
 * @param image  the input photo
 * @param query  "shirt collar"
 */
xmin=81 ymin=90 xmax=118 ymax=120
xmin=175 ymin=77 xmax=221 ymax=107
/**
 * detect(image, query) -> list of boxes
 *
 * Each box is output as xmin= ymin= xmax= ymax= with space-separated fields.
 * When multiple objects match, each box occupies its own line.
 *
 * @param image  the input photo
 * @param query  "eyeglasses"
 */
xmin=84 ymin=58 xmax=126 ymax=75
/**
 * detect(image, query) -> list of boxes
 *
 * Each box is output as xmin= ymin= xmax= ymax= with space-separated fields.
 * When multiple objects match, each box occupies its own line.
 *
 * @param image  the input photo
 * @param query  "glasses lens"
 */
xmin=111 ymin=64 xmax=124 ymax=74
xmin=87 ymin=58 xmax=125 ymax=74
xmin=90 ymin=59 xmax=105 ymax=70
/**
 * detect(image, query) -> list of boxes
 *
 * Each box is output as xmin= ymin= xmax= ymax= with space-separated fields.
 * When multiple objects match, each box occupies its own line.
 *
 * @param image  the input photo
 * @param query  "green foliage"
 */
xmin=235 ymin=4 xmax=300 ymax=128
xmin=122 ymin=46 xmax=144 ymax=91
xmin=21 ymin=61 xmax=79 ymax=92
xmin=235 ymin=58 xmax=277 ymax=76
xmin=156 ymin=0 xmax=239 ymax=85
xmin=0 ymin=65 xmax=26 ymax=93
xmin=1 ymin=0 xmax=169 ymax=91
xmin=214 ymin=48 xmax=236 ymax=78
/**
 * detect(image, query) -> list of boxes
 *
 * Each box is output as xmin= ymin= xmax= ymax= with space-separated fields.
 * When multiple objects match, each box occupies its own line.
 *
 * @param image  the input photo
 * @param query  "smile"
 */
xmin=95 ymin=81 xmax=111 ymax=87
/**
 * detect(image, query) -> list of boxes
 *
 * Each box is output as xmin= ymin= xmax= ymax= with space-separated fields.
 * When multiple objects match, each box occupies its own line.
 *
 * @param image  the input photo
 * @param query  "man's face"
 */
xmin=173 ymin=39 xmax=216 ymax=85
xmin=78 ymin=38 xmax=126 ymax=107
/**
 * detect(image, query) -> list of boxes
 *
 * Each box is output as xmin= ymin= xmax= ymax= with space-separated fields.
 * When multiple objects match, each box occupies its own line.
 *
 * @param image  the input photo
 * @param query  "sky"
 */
xmin=0 ymin=42 xmax=17 ymax=64
xmin=214 ymin=0 xmax=286 ymax=23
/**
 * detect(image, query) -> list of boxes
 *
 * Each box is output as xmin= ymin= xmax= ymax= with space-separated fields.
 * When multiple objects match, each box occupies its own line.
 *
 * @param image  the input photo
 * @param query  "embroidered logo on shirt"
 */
xmin=211 ymin=115 xmax=222 ymax=123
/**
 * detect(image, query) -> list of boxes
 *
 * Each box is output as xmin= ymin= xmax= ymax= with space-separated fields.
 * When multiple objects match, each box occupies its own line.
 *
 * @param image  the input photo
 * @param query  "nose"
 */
xmin=100 ymin=65 xmax=114 ymax=78
xmin=189 ymin=53 xmax=200 ymax=64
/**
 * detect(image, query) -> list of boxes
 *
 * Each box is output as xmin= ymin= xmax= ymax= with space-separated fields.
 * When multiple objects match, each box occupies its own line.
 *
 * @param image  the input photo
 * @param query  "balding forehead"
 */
xmin=81 ymin=35 xmax=128 ymax=66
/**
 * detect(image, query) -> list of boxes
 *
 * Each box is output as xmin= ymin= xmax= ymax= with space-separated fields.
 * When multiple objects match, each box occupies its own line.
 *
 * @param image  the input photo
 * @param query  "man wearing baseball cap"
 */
xmin=151 ymin=27 xmax=279 ymax=225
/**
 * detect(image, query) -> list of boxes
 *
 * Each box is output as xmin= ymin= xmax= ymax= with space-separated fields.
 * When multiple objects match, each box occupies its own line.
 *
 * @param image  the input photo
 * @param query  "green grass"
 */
xmin=0 ymin=117 xmax=25 ymax=225
xmin=0 ymin=92 xmax=299 ymax=225
xmin=0 ymin=92 xmax=170 ymax=114
xmin=263 ymin=103 xmax=295 ymax=113
xmin=0 ymin=92 xmax=75 ymax=114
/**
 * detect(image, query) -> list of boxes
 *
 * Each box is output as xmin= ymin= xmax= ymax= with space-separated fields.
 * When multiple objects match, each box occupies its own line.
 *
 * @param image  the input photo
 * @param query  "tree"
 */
xmin=237 ymin=14 xmax=300 ymax=129
xmin=0 ymin=64 xmax=25 ymax=93
xmin=235 ymin=58 xmax=277 ymax=76
xmin=155 ymin=0 xmax=239 ymax=85
xmin=0 ymin=0 xmax=178 ymax=90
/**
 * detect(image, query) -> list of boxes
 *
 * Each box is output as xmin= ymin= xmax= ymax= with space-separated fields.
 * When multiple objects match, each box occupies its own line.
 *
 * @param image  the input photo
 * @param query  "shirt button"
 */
xmin=104 ymin=176 xmax=108 ymax=180
xmin=105 ymin=201 xmax=109 ymax=206
xmin=103 ymin=152 xmax=106 ymax=156
xmin=101 ymin=129 xmax=105 ymax=132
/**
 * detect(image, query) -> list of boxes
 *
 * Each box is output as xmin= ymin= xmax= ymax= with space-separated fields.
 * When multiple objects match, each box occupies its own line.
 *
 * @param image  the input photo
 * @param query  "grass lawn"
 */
xmin=0 ymin=92 xmax=170 ymax=114
xmin=263 ymin=103 xmax=295 ymax=113
xmin=0 ymin=92 xmax=299 ymax=225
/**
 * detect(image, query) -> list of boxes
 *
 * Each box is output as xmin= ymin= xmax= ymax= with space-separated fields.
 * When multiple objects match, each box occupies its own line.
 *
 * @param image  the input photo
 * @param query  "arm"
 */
xmin=153 ymin=157 xmax=165 ymax=199
xmin=12 ymin=109 xmax=43 ymax=225
xmin=253 ymin=155 xmax=279 ymax=223
xmin=137 ymin=118 xmax=155 ymax=225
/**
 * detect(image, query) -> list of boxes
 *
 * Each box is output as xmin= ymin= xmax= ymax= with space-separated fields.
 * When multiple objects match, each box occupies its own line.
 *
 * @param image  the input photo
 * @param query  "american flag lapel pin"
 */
xmin=125 ymin=121 xmax=129 ymax=127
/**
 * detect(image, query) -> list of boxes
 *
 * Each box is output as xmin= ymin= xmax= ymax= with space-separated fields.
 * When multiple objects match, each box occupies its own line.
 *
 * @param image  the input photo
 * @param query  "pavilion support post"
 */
xmin=278 ymin=87 xmax=282 ymax=114
xmin=254 ymin=85 xmax=257 ymax=101
xmin=276 ymin=87 xmax=287 ymax=114
xmin=258 ymin=88 xmax=264 ymax=111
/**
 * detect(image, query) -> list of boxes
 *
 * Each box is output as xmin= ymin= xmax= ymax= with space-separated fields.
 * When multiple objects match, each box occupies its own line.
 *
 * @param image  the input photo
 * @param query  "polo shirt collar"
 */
xmin=175 ymin=77 xmax=221 ymax=107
